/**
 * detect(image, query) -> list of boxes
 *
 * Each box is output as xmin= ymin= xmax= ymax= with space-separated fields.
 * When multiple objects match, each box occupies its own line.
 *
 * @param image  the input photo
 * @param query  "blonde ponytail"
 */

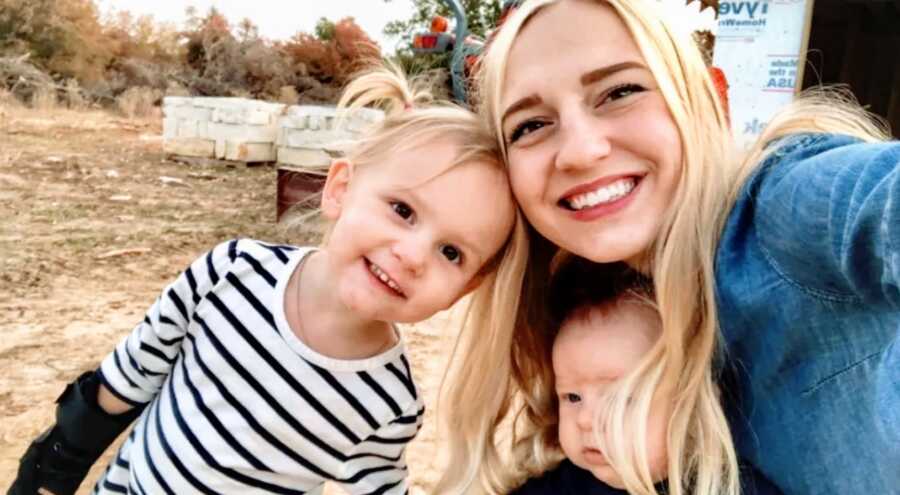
xmin=337 ymin=61 xmax=433 ymax=117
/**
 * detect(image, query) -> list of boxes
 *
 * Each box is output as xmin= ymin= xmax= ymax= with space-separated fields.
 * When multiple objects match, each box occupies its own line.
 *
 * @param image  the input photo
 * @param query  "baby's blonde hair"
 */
xmin=438 ymin=1 xmax=891 ymax=495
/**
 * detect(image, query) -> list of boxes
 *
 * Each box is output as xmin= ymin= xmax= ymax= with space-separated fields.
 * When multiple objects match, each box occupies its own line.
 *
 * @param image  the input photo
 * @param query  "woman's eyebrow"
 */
xmin=501 ymin=61 xmax=647 ymax=127
xmin=580 ymin=61 xmax=647 ymax=86
xmin=501 ymin=95 xmax=542 ymax=127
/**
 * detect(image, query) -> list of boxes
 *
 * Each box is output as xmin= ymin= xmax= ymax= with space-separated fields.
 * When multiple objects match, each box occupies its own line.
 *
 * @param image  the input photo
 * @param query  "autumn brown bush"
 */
xmin=0 ymin=1 xmax=383 ymax=106
xmin=281 ymin=18 xmax=380 ymax=89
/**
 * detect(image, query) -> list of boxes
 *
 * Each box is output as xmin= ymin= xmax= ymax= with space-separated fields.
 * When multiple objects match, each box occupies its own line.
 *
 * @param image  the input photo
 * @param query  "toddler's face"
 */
xmin=322 ymin=138 xmax=515 ymax=323
xmin=553 ymin=301 xmax=669 ymax=489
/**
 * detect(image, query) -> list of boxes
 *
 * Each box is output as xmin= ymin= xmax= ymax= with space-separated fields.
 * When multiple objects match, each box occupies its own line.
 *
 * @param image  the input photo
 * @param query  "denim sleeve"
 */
xmin=754 ymin=135 xmax=900 ymax=308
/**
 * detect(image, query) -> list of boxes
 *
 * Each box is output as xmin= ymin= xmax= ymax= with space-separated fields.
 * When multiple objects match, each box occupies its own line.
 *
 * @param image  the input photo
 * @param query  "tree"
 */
xmin=314 ymin=17 xmax=335 ymax=41
xmin=0 ymin=0 xmax=112 ymax=83
xmin=237 ymin=18 xmax=259 ymax=42
xmin=382 ymin=0 xmax=502 ymax=46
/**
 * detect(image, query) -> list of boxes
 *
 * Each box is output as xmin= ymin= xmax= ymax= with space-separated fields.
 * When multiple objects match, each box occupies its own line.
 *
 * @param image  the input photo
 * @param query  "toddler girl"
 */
xmin=10 ymin=64 xmax=525 ymax=495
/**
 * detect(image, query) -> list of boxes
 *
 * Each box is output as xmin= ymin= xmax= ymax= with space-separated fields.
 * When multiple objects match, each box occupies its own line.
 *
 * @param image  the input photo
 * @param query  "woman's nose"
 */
xmin=554 ymin=108 xmax=611 ymax=172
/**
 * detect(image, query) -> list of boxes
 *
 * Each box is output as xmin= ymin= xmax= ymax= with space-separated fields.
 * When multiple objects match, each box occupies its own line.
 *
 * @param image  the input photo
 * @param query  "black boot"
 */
xmin=7 ymin=370 xmax=145 ymax=495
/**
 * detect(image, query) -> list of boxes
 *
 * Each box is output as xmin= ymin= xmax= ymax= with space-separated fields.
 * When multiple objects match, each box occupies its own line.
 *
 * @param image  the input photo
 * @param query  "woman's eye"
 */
xmin=440 ymin=245 xmax=462 ymax=264
xmin=603 ymin=83 xmax=645 ymax=104
xmin=391 ymin=201 xmax=415 ymax=222
xmin=508 ymin=120 xmax=548 ymax=144
xmin=562 ymin=393 xmax=582 ymax=404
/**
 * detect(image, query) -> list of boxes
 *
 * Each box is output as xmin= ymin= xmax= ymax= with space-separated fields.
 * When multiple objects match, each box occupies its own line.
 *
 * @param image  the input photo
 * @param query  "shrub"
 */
xmin=116 ymin=86 xmax=158 ymax=118
xmin=65 ymin=78 xmax=87 ymax=109
xmin=30 ymin=85 xmax=57 ymax=110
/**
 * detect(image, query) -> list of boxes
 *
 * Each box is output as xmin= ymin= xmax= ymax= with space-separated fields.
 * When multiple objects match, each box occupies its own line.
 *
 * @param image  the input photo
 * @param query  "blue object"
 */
xmin=716 ymin=133 xmax=900 ymax=493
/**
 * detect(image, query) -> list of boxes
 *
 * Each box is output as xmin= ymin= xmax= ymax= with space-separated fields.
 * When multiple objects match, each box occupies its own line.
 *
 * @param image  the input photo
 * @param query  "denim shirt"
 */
xmin=715 ymin=134 xmax=900 ymax=493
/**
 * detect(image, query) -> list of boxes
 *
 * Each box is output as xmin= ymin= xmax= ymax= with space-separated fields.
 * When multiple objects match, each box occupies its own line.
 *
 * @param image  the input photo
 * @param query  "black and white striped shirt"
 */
xmin=96 ymin=239 xmax=424 ymax=494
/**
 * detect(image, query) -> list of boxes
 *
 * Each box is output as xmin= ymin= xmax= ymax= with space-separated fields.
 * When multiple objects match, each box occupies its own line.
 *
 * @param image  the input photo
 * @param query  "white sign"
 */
xmin=712 ymin=0 xmax=813 ymax=147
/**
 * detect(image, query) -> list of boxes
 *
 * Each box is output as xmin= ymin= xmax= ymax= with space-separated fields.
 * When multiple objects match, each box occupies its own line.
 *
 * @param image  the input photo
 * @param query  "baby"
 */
xmin=514 ymin=260 xmax=780 ymax=495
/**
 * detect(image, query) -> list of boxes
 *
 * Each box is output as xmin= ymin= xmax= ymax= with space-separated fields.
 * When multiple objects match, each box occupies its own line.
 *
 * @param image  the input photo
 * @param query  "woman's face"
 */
xmin=500 ymin=0 xmax=683 ymax=266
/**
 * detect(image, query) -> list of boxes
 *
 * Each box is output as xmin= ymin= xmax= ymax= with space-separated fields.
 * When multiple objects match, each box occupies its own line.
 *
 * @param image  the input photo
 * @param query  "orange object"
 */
xmin=414 ymin=34 xmax=439 ymax=49
xmin=431 ymin=15 xmax=449 ymax=33
xmin=709 ymin=66 xmax=730 ymax=124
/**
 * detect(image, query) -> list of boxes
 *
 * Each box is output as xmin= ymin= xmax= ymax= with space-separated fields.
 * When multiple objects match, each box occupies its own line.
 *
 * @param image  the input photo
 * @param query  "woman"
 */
xmin=435 ymin=0 xmax=899 ymax=494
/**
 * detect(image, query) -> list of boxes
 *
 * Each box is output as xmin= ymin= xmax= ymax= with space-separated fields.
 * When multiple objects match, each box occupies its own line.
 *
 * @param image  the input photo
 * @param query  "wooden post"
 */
xmin=795 ymin=0 xmax=817 ymax=93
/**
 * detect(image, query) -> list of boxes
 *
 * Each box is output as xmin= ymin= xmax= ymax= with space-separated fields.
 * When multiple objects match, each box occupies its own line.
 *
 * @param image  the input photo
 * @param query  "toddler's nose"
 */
xmin=392 ymin=236 xmax=427 ymax=276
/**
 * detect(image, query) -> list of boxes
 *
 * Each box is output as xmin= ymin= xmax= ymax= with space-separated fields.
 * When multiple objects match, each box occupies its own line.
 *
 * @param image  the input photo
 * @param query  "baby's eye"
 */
xmin=508 ymin=120 xmax=548 ymax=144
xmin=391 ymin=201 xmax=415 ymax=222
xmin=561 ymin=393 xmax=582 ymax=404
xmin=440 ymin=245 xmax=462 ymax=265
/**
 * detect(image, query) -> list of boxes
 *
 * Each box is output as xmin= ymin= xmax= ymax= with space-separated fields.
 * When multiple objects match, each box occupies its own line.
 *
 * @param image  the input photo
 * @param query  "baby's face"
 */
xmin=552 ymin=302 xmax=669 ymax=489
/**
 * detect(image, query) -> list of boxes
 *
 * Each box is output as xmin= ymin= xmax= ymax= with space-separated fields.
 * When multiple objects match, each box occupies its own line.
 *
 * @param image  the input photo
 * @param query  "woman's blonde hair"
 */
xmin=436 ymin=1 xmax=892 ymax=494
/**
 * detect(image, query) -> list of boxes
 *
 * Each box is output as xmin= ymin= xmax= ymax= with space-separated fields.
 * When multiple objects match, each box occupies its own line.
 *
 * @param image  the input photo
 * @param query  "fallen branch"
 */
xmin=96 ymin=247 xmax=151 ymax=260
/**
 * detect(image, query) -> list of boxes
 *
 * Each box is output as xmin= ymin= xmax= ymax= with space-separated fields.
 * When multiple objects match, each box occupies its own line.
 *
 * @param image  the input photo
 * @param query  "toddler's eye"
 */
xmin=391 ymin=201 xmax=415 ymax=222
xmin=440 ymin=245 xmax=462 ymax=264
xmin=562 ymin=393 xmax=582 ymax=404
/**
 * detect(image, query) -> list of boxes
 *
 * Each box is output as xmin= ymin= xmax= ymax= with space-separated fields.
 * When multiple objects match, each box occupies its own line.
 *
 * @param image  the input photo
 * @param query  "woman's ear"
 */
xmin=321 ymin=159 xmax=354 ymax=220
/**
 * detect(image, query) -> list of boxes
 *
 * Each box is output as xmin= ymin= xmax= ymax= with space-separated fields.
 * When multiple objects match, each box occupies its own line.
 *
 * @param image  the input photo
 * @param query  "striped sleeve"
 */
xmin=98 ymin=240 xmax=238 ymax=406
xmin=339 ymin=400 xmax=425 ymax=495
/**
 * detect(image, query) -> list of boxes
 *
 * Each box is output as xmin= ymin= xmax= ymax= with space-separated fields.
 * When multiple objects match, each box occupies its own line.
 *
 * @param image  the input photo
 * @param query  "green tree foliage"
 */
xmin=314 ymin=17 xmax=336 ymax=41
xmin=382 ymin=0 xmax=501 ymax=78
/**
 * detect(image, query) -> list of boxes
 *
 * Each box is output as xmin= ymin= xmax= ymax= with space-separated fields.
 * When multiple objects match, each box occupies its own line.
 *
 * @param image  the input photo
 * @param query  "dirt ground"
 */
xmin=0 ymin=104 xmax=453 ymax=493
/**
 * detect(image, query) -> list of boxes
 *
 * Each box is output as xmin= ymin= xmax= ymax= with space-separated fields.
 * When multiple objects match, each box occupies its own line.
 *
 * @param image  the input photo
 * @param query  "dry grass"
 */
xmin=115 ymin=86 xmax=159 ymax=118
xmin=65 ymin=78 xmax=88 ymax=110
xmin=0 ymin=88 xmax=22 ymax=108
xmin=29 ymin=85 xmax=57 ymax=110
xmin=0 ymin=105 xmax=453 ymax=494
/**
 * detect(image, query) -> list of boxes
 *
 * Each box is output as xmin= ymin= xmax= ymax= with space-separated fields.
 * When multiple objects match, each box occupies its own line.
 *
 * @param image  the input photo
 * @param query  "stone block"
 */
xmin=181 ymin=106 xmax=213 ymax=121
xmin=245 ymin=109 xmax=275 ymax=126
xmin=280 ymin=115 xmax=308 ymax=130
xmin=176 ymin=119 xmax=199 ymax=138
xmin=207 ymin=122 xmax=278 ymax=142
xmin=277 ymin=147 xmax=333 ymax=169
xmin=164 ymin=138 xmax=215 ymax=158
xmin=211 ymin=107 xmax=243 ymax=124
xmin=224 ymin=141 xmax=276 ymax=162
xmin=279 ymin=129 xmax=354 ymax=148
xmin=163 ymin=118 xmax=178 ymax=139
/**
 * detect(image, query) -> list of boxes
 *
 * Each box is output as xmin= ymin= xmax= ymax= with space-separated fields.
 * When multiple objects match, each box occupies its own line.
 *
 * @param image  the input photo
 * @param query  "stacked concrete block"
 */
xmin=163 ymin=97 xmax=286 ymax=163
xmin=276 ymin=105 xmax=383 ymax=175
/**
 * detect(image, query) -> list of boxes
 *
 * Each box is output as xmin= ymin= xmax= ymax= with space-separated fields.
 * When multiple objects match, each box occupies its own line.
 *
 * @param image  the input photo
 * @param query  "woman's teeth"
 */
xmin=566 ymin=178 xmax=636 ymax=210
xmin=368 ymin=261 xmax=403 ymax=295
